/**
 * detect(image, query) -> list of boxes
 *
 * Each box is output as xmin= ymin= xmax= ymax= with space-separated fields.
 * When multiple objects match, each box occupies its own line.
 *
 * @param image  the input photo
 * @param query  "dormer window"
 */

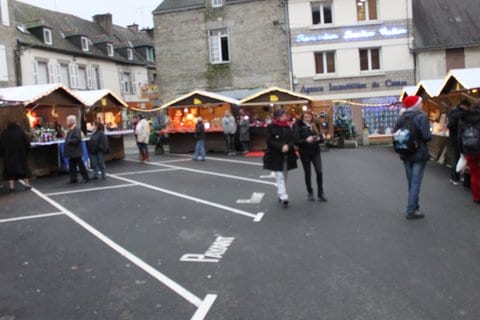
xmin=107 ymin=43 xmax=114 ymax=57
xmin=146 ymin=47 xmax=154 ymax=62
xmin=81 ymin=36 xmax=89 ymax=51
xmin=127 ymin=48 xmax=133 ymax=60
xmin=43 ymin=28 xmax=53 ymax=45
xmin=212 ymin=0 xmax=223 ymax=7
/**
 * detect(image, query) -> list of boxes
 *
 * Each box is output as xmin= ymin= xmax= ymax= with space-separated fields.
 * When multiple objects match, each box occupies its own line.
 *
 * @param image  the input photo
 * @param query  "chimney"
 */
xmin=93 ymin=14 xmax=113 ymax=36
xmin=127 ymin=24 xmax=139 ymax=33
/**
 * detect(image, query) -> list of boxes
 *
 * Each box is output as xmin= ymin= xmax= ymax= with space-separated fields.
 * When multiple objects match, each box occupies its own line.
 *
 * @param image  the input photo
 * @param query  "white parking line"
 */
xmin=115 ymin=168 xmax=179 ymax=176
xmin=108 ymin=172 xmax=265 ymax=222
xmin=44 ymin=184 xmax=137 ymax=196
xmin=30 ymin=186 xmax=217 ymax=320
xmin=125 ymin=159 xmax=276 ymax=186
xmin=153 ymin=159 xmax=195 ymax=164
xmin=0 ymin=212 xmax=64 ymax=224
xmin=170 ymin=153 xmax=263 ymax=166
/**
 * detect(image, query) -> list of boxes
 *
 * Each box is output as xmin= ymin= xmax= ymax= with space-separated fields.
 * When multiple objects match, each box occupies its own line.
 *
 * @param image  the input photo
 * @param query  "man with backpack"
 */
xmin=447 ymin=99 xmax=472 ymax=185
xmin=394 ymin=95 xmax=432 ymax=219
xmin=458 ymin=105 xmax=480 ymax=204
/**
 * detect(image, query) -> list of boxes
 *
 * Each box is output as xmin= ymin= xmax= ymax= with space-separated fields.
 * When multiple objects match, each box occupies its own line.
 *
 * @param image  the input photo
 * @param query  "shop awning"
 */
xmin=439 ymin=68 xmax=480 ymax=95
xmin=74 ymin=89 xmax=128 ymax=108
xmin=239 ymin=86 xmax=313 ymax=106
xmin=0 ymin=83 xmax=85 ymax=106
xmin=399 ymin=86 xmax=417 ymax=101
xmin=160 ymin=90 xmax=240 ymax=109
xmin=414 ymin=79 xmax=444 ymax=98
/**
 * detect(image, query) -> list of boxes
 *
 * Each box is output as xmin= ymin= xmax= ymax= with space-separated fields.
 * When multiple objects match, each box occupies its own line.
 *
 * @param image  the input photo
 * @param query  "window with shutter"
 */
xmin=0 ymin=0 xmax=10 ymax=27
xmin=0 ymin=45 xmax=8 ymax=81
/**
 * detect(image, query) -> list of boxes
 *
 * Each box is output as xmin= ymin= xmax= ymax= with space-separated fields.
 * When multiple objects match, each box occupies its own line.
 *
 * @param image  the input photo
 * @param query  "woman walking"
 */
xmin=0 ymin=122 xmax=32 ymax=193
xmin=294 ymin=111 xmax=327 ymax=202
xmin=88 ymin=121 xmax=109 ymax=179
xmin=263 ymin=109 xmax=297 ymax=207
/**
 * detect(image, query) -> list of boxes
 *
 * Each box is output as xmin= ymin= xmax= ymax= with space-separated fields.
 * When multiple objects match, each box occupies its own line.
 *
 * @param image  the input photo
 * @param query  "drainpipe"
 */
xmin=282 ymin=0 xmax=293 ymax=91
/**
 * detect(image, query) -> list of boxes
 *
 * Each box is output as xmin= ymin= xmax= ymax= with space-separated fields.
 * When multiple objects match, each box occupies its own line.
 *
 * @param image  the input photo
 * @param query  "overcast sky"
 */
xmin=17 ymin=0 xmax=164 ymax=29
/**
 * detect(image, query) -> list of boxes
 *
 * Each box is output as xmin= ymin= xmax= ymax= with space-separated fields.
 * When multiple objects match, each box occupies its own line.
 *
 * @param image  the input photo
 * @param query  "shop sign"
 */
xmin=140 ymin=84 xmax=160 ymax=100
xmin=180 ymin=236 xmax=235 ymax=263
xmin=300 ymin=79 xmax=408 ymax=94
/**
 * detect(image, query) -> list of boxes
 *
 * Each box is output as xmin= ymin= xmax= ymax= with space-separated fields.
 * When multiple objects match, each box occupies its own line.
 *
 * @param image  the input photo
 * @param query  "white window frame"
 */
xmin=59 ymin=63 xmax=70 ymax=87
xmin=212 ymin=0 xmax=223 ymax=7
xmin=146 ymin=47 xmax=154 ymax=62
xmin=359 ymin=48 xmax=381 ymax=72
xmin=311 ymin=1 xmax=333 ymax=25
xmin=47 ymin=62 xmax=61 ymax=83
xmin=208 ymin=28 xmax=230 ymax=64
xmin=107 ymin=43 xmax=114 ymax=57
xmin=0 ymin=45 xmax=8 ymax=81
xmin=81 ymin=36 xmax=89 ymax=52
xmin=68 ymin=63 xmax=80 ymax=88
xmin=34 ymin=60 xmax=49 ymax=85
xmin=127 ymin=48 xmax=133 ymax=61
xmin=43 ymin=28 xmax=53 ymax=45
xmin=356 ymin=0 xmax=377 ymax=22
xmin=120 ymin=72 xmax=131 ymax=94
xmin=314 ymin=51 xmax=335 ymax=75
xmin=1 ymin=0 xmax=10 ymax=27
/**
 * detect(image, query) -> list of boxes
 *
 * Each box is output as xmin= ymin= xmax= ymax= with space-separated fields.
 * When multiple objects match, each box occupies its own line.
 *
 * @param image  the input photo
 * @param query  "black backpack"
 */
xmin=393 ymin=114 xmax=418 ymax=155
xmin=462 ymin=123 xmax=480 ymax=155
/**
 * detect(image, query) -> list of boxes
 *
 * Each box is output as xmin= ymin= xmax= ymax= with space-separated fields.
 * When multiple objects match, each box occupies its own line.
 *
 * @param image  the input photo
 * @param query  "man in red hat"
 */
xmin=394 ymin=95 xmax=432 ymax=219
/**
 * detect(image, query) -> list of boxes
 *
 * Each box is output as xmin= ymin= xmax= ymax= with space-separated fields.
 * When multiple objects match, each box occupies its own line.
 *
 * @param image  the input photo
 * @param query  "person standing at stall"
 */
xmin=132 ymin=115 xmax=142 ymax=160
xmin=263 ymin=109 xmax=298 ymax=207
xmin=135 ymin=114 xmax=150 ymax=162
xmin=458 ymin=105 xmax=480 ymax=204
xmin=238 ymin=108 xmax=250 ymax=155
xmin=294 ymin=111 xmax=327 ymax=202
xmin=88 ymin=121 xmax=109 ymax=179
xmin=222 ymin=110 xmax=237 ymax=156
xmin=447 ymin=99 xmax=472 ymax=185
xmin=394 ymin=96 xmax=431 ymax=219
xmin=0 ymin=121 xmax=32 ymax=193
xmin=192 ymin=117 xmax=206 ymax=161
xmin=64 ymin=115 xmax=89 ymax=184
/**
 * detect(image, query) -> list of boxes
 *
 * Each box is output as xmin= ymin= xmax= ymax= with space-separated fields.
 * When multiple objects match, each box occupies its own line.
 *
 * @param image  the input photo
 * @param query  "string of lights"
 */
xmin=332 ymin=99 xmax=402 ymax=107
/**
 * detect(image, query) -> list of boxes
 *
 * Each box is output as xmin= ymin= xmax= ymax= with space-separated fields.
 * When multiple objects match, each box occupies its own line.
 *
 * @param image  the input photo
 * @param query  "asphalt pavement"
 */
xmin=0 ymin=145 xmax=479 ymax=320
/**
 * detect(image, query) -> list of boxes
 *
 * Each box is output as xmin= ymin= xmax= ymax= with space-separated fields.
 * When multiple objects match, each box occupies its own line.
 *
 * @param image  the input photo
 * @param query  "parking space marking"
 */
xmin=108 ymin=173 xmax=265 ymax=222
xmin=0 ymin=212 xmax=64 ymax=224
xmin=44 ymin=183 xmax=137 ymax=196
xmin=152 ymin=159 xmax=195 ymax=164
xmin=30 ymin=186 xmax=217 ymax=319
xmin=115 ymin=168 xmax=179 ymax=176
xmin=170 ymin=153 xmax=263 ymax=166
xmin=125 ymin=159 xmax=276 ymax=186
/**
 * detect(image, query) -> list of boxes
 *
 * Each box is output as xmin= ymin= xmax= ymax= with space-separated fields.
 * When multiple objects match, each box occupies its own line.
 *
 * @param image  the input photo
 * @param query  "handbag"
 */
xmin=456 ymin=154 xmax=467 ymax=173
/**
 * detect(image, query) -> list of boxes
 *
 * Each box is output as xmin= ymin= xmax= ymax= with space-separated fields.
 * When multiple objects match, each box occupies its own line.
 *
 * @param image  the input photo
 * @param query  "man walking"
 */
xmin=64 ymin=115 xmax=89 ymax=184
xmin=447 ymin=99 xmax=471 ymax=184
xmin=394 ymin=96 xmax=432 ymax=219
xmin=221 ymin=110 xmax=237 ymax=155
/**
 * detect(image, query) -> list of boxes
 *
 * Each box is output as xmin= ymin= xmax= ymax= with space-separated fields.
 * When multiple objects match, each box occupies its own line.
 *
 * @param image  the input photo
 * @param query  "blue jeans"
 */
xmin=193 ymin=140 xmax=206 ymax=160
xmin=90 ymin=152 xmax=106 ymax=177
xmin=403 ymin=160 xmax=427 ymax=215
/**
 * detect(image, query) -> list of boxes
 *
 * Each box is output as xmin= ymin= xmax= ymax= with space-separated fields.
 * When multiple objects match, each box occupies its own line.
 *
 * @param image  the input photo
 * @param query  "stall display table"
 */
xmin=104 ymin=130 xmax=133 ymax=160
xmin=167 ymin=130 xmax=226 ymax=153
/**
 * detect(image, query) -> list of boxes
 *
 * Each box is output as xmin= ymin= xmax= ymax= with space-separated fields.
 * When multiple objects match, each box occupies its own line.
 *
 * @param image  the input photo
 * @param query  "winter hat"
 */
xmin=273 ymin=109 xmax=286 ymax=119
xmin=402 ymin=95 xmax=422 ymax=109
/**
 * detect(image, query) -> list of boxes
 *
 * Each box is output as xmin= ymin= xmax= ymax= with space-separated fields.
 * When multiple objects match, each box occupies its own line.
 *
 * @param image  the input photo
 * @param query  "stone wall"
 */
xmin=153 ymin=0 xmax=290 ymax=103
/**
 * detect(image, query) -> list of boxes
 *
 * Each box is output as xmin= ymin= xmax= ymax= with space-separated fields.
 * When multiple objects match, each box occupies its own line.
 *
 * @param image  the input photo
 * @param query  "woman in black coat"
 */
xmin=294 ymin=111 xmax=327 ymax=202
xmin=0 ymin=122 xmax=32 ymax=193
xmin=263 ymin=109 xmax=297 ymax=207
xmin=88 ymin=121 xmax=109 ymax=179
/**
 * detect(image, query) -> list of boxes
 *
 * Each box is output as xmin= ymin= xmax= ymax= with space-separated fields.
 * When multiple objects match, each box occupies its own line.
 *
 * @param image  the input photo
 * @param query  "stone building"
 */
xmin=153 ymin=0 xmax=290 ymax=103
xmin=0 ymin=0 xmax=16 ymax=87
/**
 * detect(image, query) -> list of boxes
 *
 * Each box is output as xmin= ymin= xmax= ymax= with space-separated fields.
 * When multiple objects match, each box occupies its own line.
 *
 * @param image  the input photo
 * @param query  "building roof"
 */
xmin=413 ymin=0 xmax=480 ymax=50
xmin=414 ymin=79 xmax=444 ymax=98
xmin=154 ymin=0 xmax=256 ymax=13
xmin=239 ymin=87 xmax=312 ymax=106
xmin=399 ymin=86 xmax=417 ymax=101
xmin=74 ymin=89 xmax=127 ymax=107
xmin=160 ymin=90 xmax=240 ymax=109
xmin=14 ymin=1 xmax=154 ymax=66
xmin=0 ymin=84 xmax=85 ymax=105
xmin=439 ymin=68 xmax=480 ymax=94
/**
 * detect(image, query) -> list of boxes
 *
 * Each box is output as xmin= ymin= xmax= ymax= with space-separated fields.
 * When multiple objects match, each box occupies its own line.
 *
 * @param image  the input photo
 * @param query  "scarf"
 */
xmin=272 ymin=119 xmax=289 ymax=127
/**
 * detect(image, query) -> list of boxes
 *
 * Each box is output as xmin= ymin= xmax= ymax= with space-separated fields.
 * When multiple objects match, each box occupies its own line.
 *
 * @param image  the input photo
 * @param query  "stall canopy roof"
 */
xmin=414 ymin=79 xmax=444 ymax=98
xmin=160 ymin=90 xmax=240 ymax=109
xmin=74 ymin=89 xmax=127 ymax=108
xmin=239 ymin=87 xmax=313 ymax=106
xmin=400 ymin=86 xmax=417 ymax=101
xmin=439 ymin=68 xmax=480 ymax=95
xmin=0 ymin=83 xmax=85 ymax=106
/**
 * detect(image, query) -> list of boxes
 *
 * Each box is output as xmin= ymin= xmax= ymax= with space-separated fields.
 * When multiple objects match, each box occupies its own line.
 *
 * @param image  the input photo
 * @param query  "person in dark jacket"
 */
xmin=238 ymin=110 xmax=250 ymax=155
xmin=394 ymin=96 xmax=432 ymax=219
xmin=458 ymin=105 xmax=480 ymax=204
xmin=263 ymin=109 xmax=297 ymax=207
xmin=294 ymin=111 xmax=327 ymax=202
xmin=0 ymin=122 xmax=32 ymax=193
xmin=64 ymin=115 xmax=89 ymax=183
xmin=192 ymin=117 xmax=206 ymax=161
xmin=447 ymin=99 xmax=472 ymax=184
xmin=88 ymin=121 xmax=109 ymax=179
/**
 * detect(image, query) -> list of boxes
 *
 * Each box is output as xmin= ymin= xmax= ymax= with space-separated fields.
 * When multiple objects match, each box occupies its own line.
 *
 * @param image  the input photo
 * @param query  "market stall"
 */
xmin=160 ymin=90 xmax=240 ymax=153
xmin=0 ymin=84 xmax=86 ymax=177
xmin=399 ymin=85 xmax=417 ymax=101
xmin=239 ymin=87 xmax=313 ymax=150
xmin=75 ymin=89 xmax=131 ymax=161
